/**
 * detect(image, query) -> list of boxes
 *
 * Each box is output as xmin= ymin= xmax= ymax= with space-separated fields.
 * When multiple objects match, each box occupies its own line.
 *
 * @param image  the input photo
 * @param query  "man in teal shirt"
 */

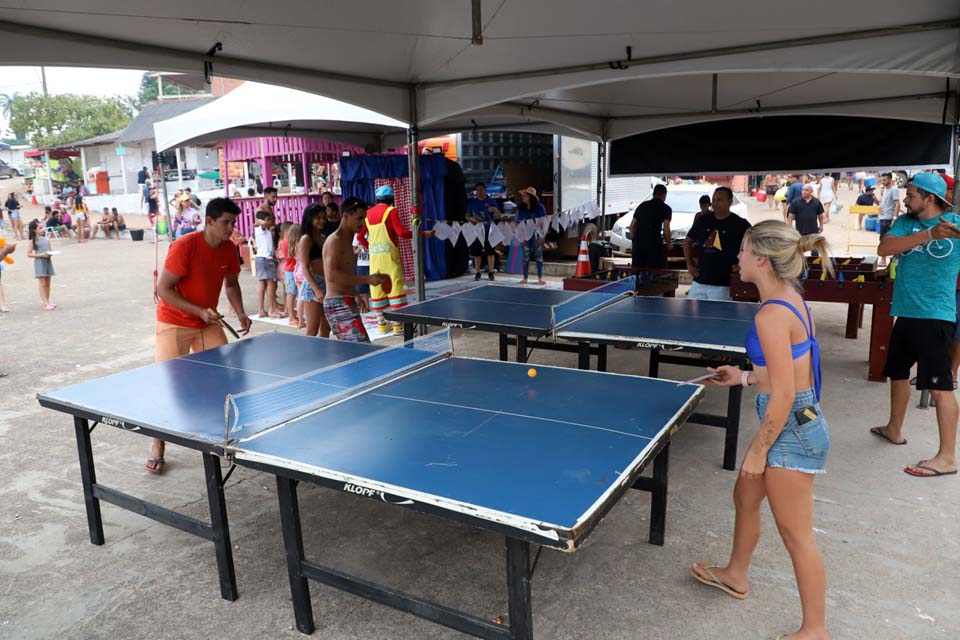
xmin=872 ymin=173 xmax=960 ymax=477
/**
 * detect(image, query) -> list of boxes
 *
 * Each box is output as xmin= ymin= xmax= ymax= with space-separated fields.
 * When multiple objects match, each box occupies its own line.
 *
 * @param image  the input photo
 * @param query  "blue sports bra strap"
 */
xmin=759 ymin=299 xmax=811 ymax=339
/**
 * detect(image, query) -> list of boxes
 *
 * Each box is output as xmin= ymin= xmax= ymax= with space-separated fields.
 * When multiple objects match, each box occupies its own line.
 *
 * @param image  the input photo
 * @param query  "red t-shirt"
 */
xmin=356 ymin=204 xmax=412 ymax=249
xmin=157 ymin=231 xmax=241 ymax=328
xmin=279 ymin=238 xmax=296 ymax=272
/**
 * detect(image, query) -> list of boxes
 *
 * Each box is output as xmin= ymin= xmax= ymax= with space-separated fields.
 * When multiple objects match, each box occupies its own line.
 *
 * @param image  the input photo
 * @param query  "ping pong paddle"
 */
xmin=208 ymin=308 xmax=240 ymax=340
xmin=377 ymin=273 xmax=393 ymax=294
xmin=676 ymin=372 xmax=721 ymax=386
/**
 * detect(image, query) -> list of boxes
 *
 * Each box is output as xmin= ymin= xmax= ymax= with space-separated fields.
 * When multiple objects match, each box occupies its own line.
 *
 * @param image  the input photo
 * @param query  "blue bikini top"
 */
xmin=744 ymin=299 xmax=822 ymax=401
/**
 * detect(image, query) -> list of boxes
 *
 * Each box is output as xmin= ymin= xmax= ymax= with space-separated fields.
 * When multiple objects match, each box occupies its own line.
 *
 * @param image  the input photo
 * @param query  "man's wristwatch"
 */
xmin=741 ymin=370 xmax=751 ymax=387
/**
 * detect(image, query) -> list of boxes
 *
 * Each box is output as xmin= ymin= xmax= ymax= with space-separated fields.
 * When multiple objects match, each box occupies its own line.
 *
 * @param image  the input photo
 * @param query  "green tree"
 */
xmin=8 ymin=93 xmax=134 ymax=147
xmin=0 ymin=92 xmax=19 ymax=119
xmin=135 ymin=73 xmax=204 ymax=108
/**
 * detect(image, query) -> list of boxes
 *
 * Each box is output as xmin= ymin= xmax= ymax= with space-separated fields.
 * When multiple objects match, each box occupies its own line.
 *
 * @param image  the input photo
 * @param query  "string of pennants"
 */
xmin=431 ymin=200 xmax=600 ymax=247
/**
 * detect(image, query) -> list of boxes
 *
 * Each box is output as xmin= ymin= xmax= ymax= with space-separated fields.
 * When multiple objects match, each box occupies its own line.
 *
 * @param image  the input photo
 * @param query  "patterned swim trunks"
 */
xmin=322 ymin=295 xmax=370 ymax=343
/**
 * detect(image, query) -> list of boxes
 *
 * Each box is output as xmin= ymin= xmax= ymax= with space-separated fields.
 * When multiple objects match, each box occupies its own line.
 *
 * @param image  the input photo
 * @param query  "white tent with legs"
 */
xmin=3 ymin=0 xmax=958 ymax=297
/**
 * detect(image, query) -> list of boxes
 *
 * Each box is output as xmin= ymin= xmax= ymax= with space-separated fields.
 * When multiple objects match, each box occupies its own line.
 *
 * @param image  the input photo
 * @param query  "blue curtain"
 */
xmin=340 ymin=154 xmax=448 ymax=280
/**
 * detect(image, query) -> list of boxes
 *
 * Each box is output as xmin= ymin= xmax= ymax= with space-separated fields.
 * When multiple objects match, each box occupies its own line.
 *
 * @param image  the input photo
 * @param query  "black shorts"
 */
xmin=882 ymin=317 xmax=957 ymax=390
xmin=469 ymin=238 xmax=495 ymax=257
xmin=765 ymin=185 xmax=778 ymax=195
xmin=878 ymin=219 xmax=893 ymax=236
xmin=632 ymin=246 xmax=667 ymax=269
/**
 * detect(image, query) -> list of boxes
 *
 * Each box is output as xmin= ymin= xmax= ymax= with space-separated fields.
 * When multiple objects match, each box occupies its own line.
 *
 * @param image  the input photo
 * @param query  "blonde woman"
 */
xmin=72 ymin=194 xmax=90 ymax=243
xmin=691 ymin=219 xmax=833 ymax=640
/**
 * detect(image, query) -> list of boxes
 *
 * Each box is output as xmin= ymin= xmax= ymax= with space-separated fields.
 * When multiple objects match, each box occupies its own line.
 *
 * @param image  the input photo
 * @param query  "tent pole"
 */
xmin=407 ymin=119 xmax=425 ymax=310
xmin=953 ymin=91 xmax=959 ymax=214
xmin=597 ymin=139 xmax=607 ymax=235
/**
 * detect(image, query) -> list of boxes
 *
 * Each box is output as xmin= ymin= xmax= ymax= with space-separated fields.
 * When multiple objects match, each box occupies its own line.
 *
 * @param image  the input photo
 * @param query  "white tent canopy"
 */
xmin=153 ymin=82 xmax=407 ymax=151
xmin=1 ymin=1 xmax=958 ymax=141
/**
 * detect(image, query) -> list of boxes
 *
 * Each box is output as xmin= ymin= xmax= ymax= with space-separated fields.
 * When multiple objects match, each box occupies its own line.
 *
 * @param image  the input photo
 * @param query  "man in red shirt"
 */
xmin=147 ymin=197 xmax=251 ymax=473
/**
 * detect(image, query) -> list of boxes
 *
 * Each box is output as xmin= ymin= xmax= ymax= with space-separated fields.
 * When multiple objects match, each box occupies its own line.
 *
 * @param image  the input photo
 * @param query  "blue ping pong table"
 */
xmin=39 ymin=331 xmax=704 ymax=639
xmin=386 ymin=280 xmax=757 ymax=470
xmin=385 ymin=277 xmax=637 ymax=364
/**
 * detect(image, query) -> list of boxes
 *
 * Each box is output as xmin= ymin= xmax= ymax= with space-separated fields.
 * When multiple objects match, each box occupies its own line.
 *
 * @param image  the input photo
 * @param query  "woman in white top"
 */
xmin=817 ymin=174 xmax=835 ymax=224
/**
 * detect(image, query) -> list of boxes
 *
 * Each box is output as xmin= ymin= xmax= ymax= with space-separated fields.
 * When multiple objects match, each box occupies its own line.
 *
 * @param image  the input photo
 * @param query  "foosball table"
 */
xmin=731 ymin=256 xmax=893 ymax=382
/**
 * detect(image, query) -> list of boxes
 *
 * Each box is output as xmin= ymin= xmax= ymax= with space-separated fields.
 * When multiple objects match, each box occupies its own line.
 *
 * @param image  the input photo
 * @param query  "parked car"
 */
xmin=609 ymin=183 xmax=748 ymax=252
xmin=0 ymin=159 xmax=21 ymax=179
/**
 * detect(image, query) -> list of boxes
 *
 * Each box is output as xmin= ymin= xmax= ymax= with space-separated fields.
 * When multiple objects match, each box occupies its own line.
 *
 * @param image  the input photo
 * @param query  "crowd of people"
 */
xmin=7 ymin=164 xmax=959 ymax=640
xmin=0 ymin=189 xmax=138 ymax=313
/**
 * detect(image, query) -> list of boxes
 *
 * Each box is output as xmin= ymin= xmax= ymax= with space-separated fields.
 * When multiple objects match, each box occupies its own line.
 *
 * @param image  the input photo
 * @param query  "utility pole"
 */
xmin=40 ymin=67 xmax=48 ymax=96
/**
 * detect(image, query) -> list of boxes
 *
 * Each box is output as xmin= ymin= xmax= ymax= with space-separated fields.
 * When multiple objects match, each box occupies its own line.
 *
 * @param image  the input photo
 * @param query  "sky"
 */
xmin=0 ymin=66 xmax=146 ymax=135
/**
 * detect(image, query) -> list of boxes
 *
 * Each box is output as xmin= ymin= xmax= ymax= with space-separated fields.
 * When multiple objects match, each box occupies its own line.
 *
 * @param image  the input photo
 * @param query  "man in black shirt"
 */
xmin=787 ymin=184 xmax=825 ymax=237
xmin=683 ymin=186 xmax=751 ymax=300
xmin=630 ymin=184 xmax=672 ymax=268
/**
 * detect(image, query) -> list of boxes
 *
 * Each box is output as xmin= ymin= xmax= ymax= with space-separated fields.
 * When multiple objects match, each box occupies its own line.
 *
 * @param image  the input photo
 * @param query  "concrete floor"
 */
xmin=0 ymin=188 xmax=957 ymax=640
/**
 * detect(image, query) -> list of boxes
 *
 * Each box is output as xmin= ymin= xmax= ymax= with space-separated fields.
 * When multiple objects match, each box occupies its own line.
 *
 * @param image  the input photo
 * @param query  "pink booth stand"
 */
xmin=222 ymin=136 xmax=362 ymax=238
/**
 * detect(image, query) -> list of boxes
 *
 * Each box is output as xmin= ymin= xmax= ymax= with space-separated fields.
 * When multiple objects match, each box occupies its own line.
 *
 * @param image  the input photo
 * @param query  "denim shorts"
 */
xmin=755 ymin=387 xmax=829 ymax=474
xmin=8 ymin=209 xmax=19 ymax=219
xmin=687 ymin=281 xmax=732 ymax=301
xmin=297 ymin=270 xmax=326 ymax=302
xmin=255 ymin=257 xmax=277 ymax=281
xmin=284 ymin=271 xmax=297 ymax=295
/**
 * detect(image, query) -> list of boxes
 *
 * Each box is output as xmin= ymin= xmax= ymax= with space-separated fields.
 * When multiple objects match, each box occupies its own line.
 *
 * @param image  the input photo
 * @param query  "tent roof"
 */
xmin=0 ymin=2 xmax=957 ymax=141
xmin=153 ymin=82 xmax=407 ymax=151
xmin=118 ymin=98 xmax=212 ymax=144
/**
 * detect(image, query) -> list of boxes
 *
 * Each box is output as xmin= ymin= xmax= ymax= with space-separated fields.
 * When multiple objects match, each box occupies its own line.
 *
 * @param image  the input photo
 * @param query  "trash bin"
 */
xmin=130 ymin=229 xmax=145 ymax=241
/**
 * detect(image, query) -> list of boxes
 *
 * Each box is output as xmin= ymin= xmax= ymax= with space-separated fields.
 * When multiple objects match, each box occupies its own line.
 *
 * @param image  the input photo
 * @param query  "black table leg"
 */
xmin=277 ymin=477 xmax=315 ymax=634
xmin=203 ymin=453 xmax=238 ymax=602
xmin=723 ymin=385 xmax=742 ymax=471
xmin=648 ymin=347 xmax=661 ymax=377
xmin=506 ymin=538 xmax=533 ymax=640
xmin=73 ymin=417 xmax=104 ymax=546
xmin=499 ymin=333 xmax=509 ymax=362
xmin=403 ymin=323 xmax=414 ymax=342
xmin=597 ymin=344 xmax=607 ymax=372
xmin=648 ymin=444 xmax=670 ymax=546
xmin=516 ymin=336 xmax=528 ymax=363
xmin=577 ymin=342 xmax=590 ymax=370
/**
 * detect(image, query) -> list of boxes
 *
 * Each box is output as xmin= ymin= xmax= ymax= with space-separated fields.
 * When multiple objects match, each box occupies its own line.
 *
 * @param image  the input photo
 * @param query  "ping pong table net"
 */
xmin=549 ymin=275 xmax=636 ymax=331
xmin=224 ymin=330 xmax=454 ymax=446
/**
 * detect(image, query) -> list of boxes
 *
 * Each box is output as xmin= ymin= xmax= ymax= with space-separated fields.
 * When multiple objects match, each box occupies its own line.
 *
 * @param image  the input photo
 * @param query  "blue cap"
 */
xmin=375 ymin=185 xmax=394 ymax=199
xmin=909 ymin=173 xmax=950 ymax=204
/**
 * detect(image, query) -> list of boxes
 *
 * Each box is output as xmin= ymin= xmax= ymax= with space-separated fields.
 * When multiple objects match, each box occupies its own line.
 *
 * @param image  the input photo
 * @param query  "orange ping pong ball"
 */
xmin=527 ymin=368 xmax=537 ymax=378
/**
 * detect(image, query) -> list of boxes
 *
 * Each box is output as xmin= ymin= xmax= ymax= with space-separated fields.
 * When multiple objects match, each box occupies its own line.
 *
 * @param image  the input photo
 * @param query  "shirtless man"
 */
xmin=321 ymin=197 xmax=387 ymax=342
xmin=93 ymin=207 xmax=117 ymax=239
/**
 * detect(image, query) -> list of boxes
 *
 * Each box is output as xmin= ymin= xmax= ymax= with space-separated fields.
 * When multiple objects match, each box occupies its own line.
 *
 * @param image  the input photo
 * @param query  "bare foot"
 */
xmin=537 ymin=279 xmax=547 ymax=285
xmin=519 ymin=279 xmax=528 ymax=285
xmin=43 ymin=304 xmax=56 ymax=311
xmin=287 ymin=320 xmax=300 ymax=327
xmin=269 ymin=310 xmax=287 ymax=319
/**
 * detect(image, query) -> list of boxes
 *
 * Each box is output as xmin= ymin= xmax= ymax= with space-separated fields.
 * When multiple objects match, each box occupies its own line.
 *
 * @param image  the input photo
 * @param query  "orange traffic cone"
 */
xmin=575 ymin=234 xmax=591 ymax=277
xmin=31 ymin=194 xmax=38 ymax=206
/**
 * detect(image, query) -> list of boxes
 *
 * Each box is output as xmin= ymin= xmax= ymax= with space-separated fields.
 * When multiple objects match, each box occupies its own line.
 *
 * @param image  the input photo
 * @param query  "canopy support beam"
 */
xmin=421 ymin=19 xmax=960 ymax=89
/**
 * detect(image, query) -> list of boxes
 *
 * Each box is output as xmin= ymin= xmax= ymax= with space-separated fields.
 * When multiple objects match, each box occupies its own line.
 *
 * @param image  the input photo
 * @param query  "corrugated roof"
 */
xmin=117 ymin=98 xmax=213 ymax=144
xmin=53 ymin=129 xmax=123 ymax=149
